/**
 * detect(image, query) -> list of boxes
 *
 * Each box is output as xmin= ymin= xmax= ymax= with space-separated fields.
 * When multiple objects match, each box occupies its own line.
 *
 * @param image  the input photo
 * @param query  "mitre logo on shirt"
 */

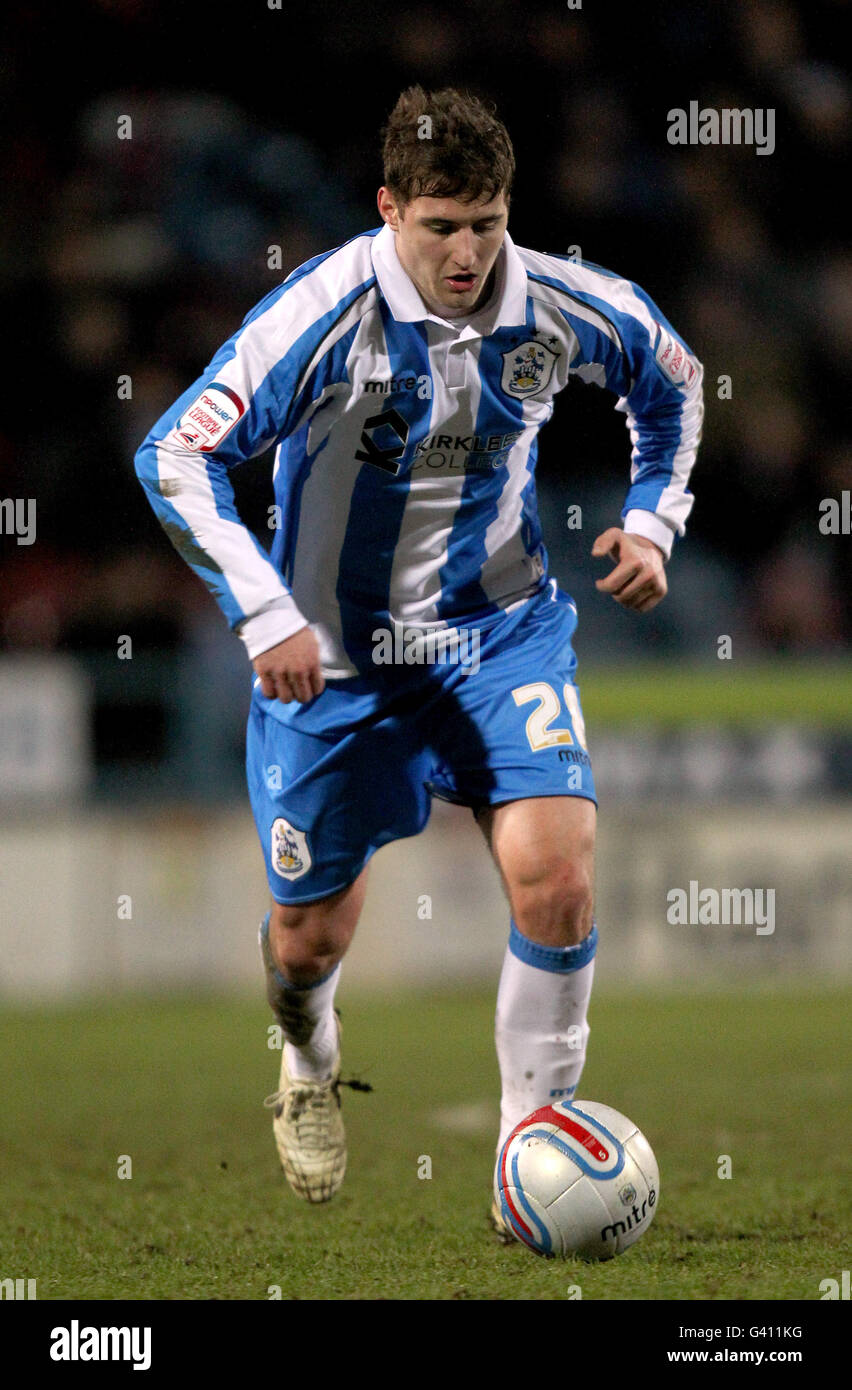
xmin=500 ymin=340 xmax=559 ymax=398
xmin=653 ymin=323 xmax=698 ymax=389
xmin=172 ymin=382 xmax=245 ymax=452
xmin=362 ymin=372 xmax=432 ymax=399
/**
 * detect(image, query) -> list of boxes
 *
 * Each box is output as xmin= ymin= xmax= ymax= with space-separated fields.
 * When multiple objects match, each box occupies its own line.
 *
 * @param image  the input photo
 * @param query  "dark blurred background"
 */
xmin=1 ymin=0 xmax=849 ymax=800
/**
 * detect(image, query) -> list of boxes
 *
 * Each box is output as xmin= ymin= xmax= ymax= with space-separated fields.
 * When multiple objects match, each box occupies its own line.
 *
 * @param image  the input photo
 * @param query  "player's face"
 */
xmin=378 ymin=188 xmax=509 ymax=319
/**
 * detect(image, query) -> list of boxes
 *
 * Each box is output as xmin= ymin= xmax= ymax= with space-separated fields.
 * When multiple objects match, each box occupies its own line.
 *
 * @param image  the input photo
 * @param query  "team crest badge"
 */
xmin=271 ymin=817 xmax=312 ymax=881
xmin=501 ymin=340 xmax=559 ymax=399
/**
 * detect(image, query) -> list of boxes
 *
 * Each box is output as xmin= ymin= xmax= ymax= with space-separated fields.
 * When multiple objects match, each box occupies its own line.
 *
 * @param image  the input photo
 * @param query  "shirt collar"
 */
xmin=370 ymin=223 xmax=528 ymax=335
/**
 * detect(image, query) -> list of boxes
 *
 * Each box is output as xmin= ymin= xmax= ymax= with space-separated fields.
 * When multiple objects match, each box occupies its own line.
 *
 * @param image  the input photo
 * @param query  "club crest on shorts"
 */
xmin=271 ymin=817 xmax=312 ymax=881
xmin=501 ymin=340 xmax=558 ymax=398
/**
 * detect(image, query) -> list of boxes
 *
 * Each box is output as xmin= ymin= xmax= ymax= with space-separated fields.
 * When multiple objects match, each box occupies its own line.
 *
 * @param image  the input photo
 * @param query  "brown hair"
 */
xmin=381 ymin=86 xmax=515 ymax=208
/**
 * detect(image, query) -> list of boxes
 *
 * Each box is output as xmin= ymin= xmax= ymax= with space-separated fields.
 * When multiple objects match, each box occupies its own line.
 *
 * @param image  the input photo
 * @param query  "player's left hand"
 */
xmin=591 ymin=529 xmax=667 ymax=612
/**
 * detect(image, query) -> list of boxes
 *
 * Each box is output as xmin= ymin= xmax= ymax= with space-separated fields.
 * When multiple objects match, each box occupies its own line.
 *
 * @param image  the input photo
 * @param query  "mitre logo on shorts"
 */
xmin=173 ymin=382 xmax=245 ymax=452
xmin=271 ymin=817 xmax=312 ymax=881
xmin=653 ymin=323 xmax=698 ymax=389
xmin=500 ymin=340 xmax=559 ymax=398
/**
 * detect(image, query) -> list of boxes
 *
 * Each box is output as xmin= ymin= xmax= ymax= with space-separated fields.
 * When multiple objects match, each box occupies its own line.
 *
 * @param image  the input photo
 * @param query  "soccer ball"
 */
xmin=494 ymin=1099 xmax=659 ymax=1260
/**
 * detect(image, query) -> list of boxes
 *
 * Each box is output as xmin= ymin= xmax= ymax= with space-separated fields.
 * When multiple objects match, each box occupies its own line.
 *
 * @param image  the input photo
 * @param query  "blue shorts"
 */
xmin=246 ymin=583 xmax=596 ymax=903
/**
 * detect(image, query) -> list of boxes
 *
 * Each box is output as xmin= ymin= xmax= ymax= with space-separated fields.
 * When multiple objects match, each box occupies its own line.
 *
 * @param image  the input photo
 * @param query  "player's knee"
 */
xmin=268 ymin=898 xmax=348 ymax=982
xmin=268 ymin=868 xmax=367 ymax=981
xmin=509 ymin=858 xmax=594 ymax=947
xmin=270 ymin=899 xmax=311 ymax=933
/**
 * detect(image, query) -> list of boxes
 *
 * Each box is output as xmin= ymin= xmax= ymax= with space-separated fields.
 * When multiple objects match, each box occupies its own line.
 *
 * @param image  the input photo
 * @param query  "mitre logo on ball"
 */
xmin=494 ymin=1099 xmax=660 ymax=1260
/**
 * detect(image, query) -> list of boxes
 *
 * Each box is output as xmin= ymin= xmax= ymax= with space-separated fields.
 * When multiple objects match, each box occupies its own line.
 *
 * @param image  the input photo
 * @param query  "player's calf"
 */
xmin=494 ymin=918 xmax=598 ymax=1152
xmin=259 ymin=878 xmax=370 ymax=1201
xmin=261 ymin=872 xmax=366 ymax=1064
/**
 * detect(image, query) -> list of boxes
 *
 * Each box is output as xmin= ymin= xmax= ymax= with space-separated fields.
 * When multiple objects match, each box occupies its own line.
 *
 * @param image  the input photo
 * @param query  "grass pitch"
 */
xmin=1 ymin=985 xmax=848 ymax=1301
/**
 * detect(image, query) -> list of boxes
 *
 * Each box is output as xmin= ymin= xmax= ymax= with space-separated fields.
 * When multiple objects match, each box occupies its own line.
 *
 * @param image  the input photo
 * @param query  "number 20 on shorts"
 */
xmin=512 ymin=681 xmax=588 ymax=752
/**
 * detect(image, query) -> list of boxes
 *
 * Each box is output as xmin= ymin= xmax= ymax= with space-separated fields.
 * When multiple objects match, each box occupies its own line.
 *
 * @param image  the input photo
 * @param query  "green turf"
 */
xmin=580 ymin=662 xmax=852 ymax=727
xmin=1 ymin=986 xmax=849 ymax=1300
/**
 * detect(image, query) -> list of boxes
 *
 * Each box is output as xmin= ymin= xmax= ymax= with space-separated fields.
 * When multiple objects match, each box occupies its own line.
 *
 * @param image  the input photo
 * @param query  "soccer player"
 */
xmin=135 ymin=87 xmax=703 ymax=1234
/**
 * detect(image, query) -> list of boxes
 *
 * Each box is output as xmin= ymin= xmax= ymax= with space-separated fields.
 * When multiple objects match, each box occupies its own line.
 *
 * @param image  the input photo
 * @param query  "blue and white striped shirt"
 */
xmin=135 ymin=225 xmax=703 ymax=676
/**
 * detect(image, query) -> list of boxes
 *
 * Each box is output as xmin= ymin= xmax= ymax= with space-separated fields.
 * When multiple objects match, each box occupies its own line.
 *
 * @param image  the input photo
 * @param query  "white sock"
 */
xmin=495 ymin=920 xmax=598 ymax=1154
xmin=282 ymin=1000 xmax=339 ymax=1082
xmin=259 ymin=914 xmax=341 ymax=1081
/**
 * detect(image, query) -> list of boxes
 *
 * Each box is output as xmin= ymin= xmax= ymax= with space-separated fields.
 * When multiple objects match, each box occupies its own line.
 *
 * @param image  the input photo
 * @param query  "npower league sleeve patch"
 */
xmin=172 ymin=382 xmax=245 ymax=452
xmin=653 ymin=323 xmax=698 ymax=390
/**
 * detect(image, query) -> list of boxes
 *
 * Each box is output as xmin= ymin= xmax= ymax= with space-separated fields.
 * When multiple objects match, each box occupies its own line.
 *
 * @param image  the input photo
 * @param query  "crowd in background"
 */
xmin=2 ymin=0 xmax=849 ymax=695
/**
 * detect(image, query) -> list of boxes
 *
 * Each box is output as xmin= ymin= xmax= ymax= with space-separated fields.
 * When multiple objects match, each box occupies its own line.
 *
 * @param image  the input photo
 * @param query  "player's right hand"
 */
xmin=252 ymin=626 xmax=325 ymax=704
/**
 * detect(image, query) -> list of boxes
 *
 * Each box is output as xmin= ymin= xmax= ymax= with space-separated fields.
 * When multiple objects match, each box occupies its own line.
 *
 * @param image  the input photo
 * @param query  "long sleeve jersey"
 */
xmin=135 ymin=224 xmax=703 ymax=677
